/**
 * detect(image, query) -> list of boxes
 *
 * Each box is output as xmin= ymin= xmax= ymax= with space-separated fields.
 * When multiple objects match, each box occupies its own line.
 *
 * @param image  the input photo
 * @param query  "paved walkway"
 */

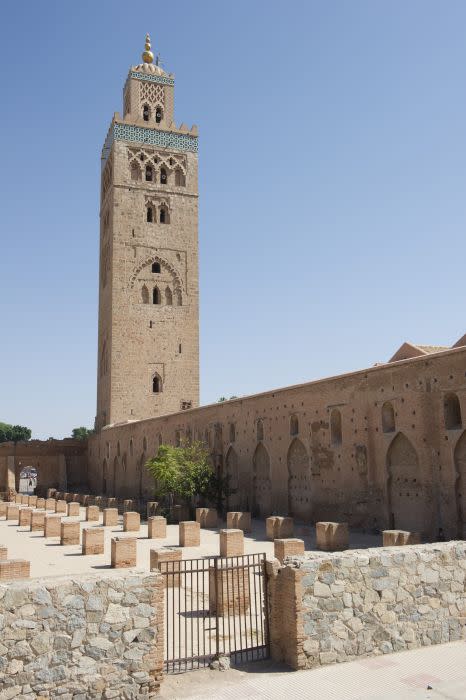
xmin=159 ymin=640 xmax=466 ymax=699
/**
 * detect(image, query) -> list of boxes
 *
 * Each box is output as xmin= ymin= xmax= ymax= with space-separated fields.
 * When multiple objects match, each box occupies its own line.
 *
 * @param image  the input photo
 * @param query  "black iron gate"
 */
xmin=159 ymin=553 xmax=269 ymax=673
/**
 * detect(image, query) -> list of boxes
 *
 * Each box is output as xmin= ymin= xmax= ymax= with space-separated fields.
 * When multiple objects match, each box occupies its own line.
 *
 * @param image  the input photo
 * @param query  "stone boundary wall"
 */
xmin=268 ymin=541 xmax=466 ymax=670
xmin=0 ymin=571 xmax=164 ymax=697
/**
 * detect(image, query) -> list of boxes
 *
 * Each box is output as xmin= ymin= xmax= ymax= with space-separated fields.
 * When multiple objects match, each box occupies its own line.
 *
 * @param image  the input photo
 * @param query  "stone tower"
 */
xmin=96 ymin=35 xmax=199 ymax=429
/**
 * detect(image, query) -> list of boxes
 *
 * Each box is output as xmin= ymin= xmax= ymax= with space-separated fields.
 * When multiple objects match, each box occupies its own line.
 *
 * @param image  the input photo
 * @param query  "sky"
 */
xmin=0 ymin=1 xmax=465 ymax=439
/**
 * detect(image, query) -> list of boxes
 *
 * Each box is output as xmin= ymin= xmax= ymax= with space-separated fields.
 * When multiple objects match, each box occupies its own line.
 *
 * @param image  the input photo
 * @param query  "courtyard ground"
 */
xmin=158 ymin=640 xmax=466 ymax=699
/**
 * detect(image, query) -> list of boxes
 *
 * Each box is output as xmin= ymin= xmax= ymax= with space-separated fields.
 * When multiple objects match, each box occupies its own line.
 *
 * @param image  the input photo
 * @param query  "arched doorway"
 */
xmin=225 ymin=446 xmax=239 ymax=510
xmin=252 ymin=443 xmax=272 ymax=516
xmin=386 ymin=433 xmax=425 ymax=532
xmin=19 ymin=464 xmax=37 ymax=494
xmin=454 ymin=431 xmax=466 ymax=538
xmin=287 ymin=438 xmax=311 ymax=520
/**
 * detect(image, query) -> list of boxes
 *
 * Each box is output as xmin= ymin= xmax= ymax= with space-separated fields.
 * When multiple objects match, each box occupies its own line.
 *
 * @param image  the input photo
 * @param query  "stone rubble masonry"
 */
xmin=226 ymin=511 xmax=252 ymax=533
xmin=61 ymin=521 xmax=81 ymax=546
xmin=103 ymin=507 xmax=119 ymax=526
xmin=316 ymin=521 xmax=349 ymax=551
xmin=36 ymin=497 xmax=45 ymax=509
xmin=148 ymin=516 xmax=167 ymax=539
xmin=0 ymin=571 xmax=164 ymax=697
xmin=0 ymin=502 xmax=7 ymax=518
xmin=383 ymin=530 xmax=421 ymax=546
xmin=274 ymin=538 xmax=305 ymax=564
xmin=0 ymin=559 xmax=30 ymax=580
xmin=219 ymin=529 xmax=244 ymax=557
xmin=123 ymin=511 xmax=141 ymax=532
xmin=209 ymin=562 xmax=250 ymax=616
xmin=44 ymin=515 xmax=62 ymax=538
xmin=28 ymin=495 xmax=37 ymax=507
xmin=45 ymin=497 xmax=56 ymax=511
xmin=0 ymin=544 xmax=7 ymax=560
xmin=55 ymin=499 xmax=67 ymax=514
xmin=82 ymin=527 xmax=105 ymax=555
xmin=266 ymin=516 xmax=294 ymax=540
xmin=267 ymin=541 xmax=466 ymax=671
xmin=111 ymin=537 xmax=137 ymax=568
xmin=147 ymin=501 xmax=159 ymax=518
xmin=30 ymin=511 xmax=45 ymax=532
xmin=196 ymin=507 xmax=218 ymax=528
xmin=18 ymin=508 xmax=33 ymax=527
xmin=150 ymin=548 xmax=182 ymax=587
xmin=68 ymin=501 xmax=80 ymax=517
xmin=7 ymin=504 xmax=19 ymax=521
xmin=86 ymin=505 xmax=100 ymax=522
xmin=179 ymin=520 xmax=200 ymax=547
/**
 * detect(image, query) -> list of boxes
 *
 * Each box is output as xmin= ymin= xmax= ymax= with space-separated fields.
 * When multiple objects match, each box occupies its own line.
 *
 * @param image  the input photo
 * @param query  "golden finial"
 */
xmin=142 ymin=33 xmax=154 ymax=64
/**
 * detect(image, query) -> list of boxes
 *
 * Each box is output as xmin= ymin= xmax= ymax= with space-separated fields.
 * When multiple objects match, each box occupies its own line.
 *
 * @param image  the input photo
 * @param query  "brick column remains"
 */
xmin=179 ymin=521 xmax=200 ymax=547
xmin=111 ymin=537 xmax=137 ymax=568
xmin=103 ymin=508 xmax=119 ymax=526
xmin=219 ymin=529 xmax=244 ymax=557
xmin=274 ymin=538 xmax=305 ymax=563
xmin=82 ymin=527 xmax=105 ymax=555
xmin=61 ymin=521 xmax=80 ymax=545
xmin=148 ymin=516 xmax=167 ymax=539
xmin=316 ymin=521 xmax=349 ymax=551
xmin=123 ymin=511 xmax=140 ymax=532
xmin=44 ymin=515 xmax=62 ymax=538
xmin=150 ymin=548 xmax=182 ymax=586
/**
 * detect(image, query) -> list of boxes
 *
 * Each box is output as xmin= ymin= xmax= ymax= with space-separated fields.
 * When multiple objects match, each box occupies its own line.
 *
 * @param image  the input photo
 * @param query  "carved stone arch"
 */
xmin=225 ymin=446 xmax=239 ymax=510
xmin=252 ymin=443 xmax=272 ymax=517
xmin=129 ymin=158 xmax=142 ymax=181
xmin=386 ymin=432 xmax=426 ymax=533
xmin=129 ymin=254 xmax=183 ymax=294
xmin=287 ymin=438 xmax=311 ymax=520
xmin=454 ymin=430 xmax=466 ymax=538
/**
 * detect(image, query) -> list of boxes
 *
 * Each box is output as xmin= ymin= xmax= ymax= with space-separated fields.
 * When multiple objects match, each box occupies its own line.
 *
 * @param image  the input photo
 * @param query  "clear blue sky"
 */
xmin=1 ymin=1 xmax=465 ymax=439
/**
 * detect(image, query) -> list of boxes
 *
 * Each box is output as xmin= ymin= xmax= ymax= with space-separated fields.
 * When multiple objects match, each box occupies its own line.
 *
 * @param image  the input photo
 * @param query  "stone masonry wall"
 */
xmin=0 ymin=571 xmax=164 ymax=698
xmin=269 ymin=541 xmax=466 ymax=669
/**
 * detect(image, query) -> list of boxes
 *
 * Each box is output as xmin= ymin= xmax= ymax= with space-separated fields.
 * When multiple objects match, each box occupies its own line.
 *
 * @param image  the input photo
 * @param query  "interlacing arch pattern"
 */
xmin=127 ymin=147 xmax=187 ymax=186
xmin=139 ymin=81 xmax=165 ymax=110
xmin=130 ymin=254 xmax=183 ymax=307
xmin=145 ymin=195 xmax=171 ymax=224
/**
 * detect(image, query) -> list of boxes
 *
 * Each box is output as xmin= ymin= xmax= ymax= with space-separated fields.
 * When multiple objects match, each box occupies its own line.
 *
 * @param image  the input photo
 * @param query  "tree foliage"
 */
xmin=146 ymin=441 xmax=229 ymax=506
xmin=71 ymin=427 xmax=94 ymax=441
xmin=0 ymin=422 xmax=31 ymax=443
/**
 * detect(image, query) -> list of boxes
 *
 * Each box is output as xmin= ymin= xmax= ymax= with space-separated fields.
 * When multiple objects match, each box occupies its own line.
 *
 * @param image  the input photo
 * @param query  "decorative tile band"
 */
xmin=102 ymin=123 xmax=198 ymax=168
xmin=130 ymin=71 xmax=175 ymax=86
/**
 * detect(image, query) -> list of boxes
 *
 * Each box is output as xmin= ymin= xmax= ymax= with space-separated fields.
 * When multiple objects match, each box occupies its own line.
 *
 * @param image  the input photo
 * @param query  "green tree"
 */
xmin=71 ymin=427 xmax=94 ymax=441
xmin=0 ymin=422 xmax=31 ymax=443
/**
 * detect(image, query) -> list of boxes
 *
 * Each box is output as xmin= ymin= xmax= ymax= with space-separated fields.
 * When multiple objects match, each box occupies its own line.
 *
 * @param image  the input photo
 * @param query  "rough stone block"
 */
xmin=179 ymin=520 xmax=200 ymax=547
xmin=147 ymin=501 xmax=159 ymax=518
xmin=123 ymin=511 xmax=140 ymax=532
xmin=209 ymin=563 xmax=250 ymax=616
xmin=111 ymin=537 xmax=137 ymax=568
xmin=106 ymin=497 xmax=118 ymax=509
xmin=123 ymin=499 xmax=135 ymax=512
xmin=103 ymin=508 xmax=119 ymax=526
xmin=45 ymin=498 xmax=56 ymax=511
xmin=82 ymin=527 xmax=105 ymax=555
xmin=28 ymin=495 xmax=37 ymax=507
xmin=274 ymin=538 xmax=305 ymax=563
xmin=60 ymin=521 xmax=80 ymax=546
xmin=7 ymin=505 xmax=20 ymax=521
xmin=67 ymin=502 xmax=80 ymax=517
xmin=0 ymin=559 xmax=30 ymax=580
xmin=55 ymin=499 xmax=67 ymax=514
xmin=19 ymin=508 xmax=33 ymax=527
xmin=44 ymin=515 xmax=62 ymax=538
xmin=382 ymin=530 xmax=422 ymax=547
xmin=196 ymin=507 xmax=218 ymax=528
xmin=266 ymin=516 xmax=294 ymax=540
xmin=226 ymin=511 xmax=252 ymax=533
xmin=36 ymin=497 xmax=45 ymax=509
xmin=30 ymin=511 xmax=45 ymax=531
xmin=148 ymin=516 xmax=167 ymax=539
xmin=316 ymin=521 xmax=349 ymax=551
xmin=86 ymin=505 xmax=100 ymax=522
xmin=219 ymin=529 xmax=244 ymax=557
xmin=150 ymin=548 xmax=182 ymax=586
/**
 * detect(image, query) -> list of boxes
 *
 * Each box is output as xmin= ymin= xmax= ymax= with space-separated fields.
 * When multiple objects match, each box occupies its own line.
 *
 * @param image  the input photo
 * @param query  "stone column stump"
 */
xmin=0 ymin=545 xmax=7 ymax=560
xmin=28 ymin=496 xmax=37 ymax=507
xmin=60 ymin=521 xmax=80 ymax=546
xmin=382 ymin=530 xmax=421 ymax=546
xmin=19 ymin=508 xmax=33 ymax=527
xmin=274 ymin=538 xmax=305 ymax=563
xmin=0 ymin=502 xmax=8 ymax=518
xmin=44 ymin=515 xmax=62 ymax=538
xmin=0 ymin=560 xmax=30 ymax=580
xmin=103 ymin=508 xmax=119 ymax=526
xmin=14 ymin=494 xmax=22 ymax=504
xmin=68 ymin=502 xmax=80 ymax=517
xmin=111 ymin=537 xmax=137 ymax=568
xmin=196 ymin=507 xmax=218 ymax=528
xmin=147 ymin=501 xmax=159 ymax=519
xmin=316 ymin=521 xmax=349 ymax=551
xmin=148 ymin=516 xmax=167 ymax=539
xmin=209 ymin=562 xmax=250 ymax=616
xmin=219 ymin=529 xmax=244 ymax=557
xmin=123 ymin=511 xmax=140 ymax=532
xmin=82 ymin=527 xmax=105 ymax=555
xmin=36 ymin=497 xmax=45 ymax=509
xmin=55 ymin=499 xmax=67 ymax=514
xmin=21 ymin=495 xmax=29 ymax=505
xmin=150 ymin=548 xmax=182 ymax=586
xmin=30 ymin=511 xmax=45 ymax=532
xmin=266 ymin=516 xmax=294 ymax=540
xmin=226 ymin=511 xmax=252 ymax=533
xmin=179 ymin=521 xmax=200 ymax=547
xmin=86 ymin=505 xmax=100 ymax=522
xmin=7 ymin=505 xmax=20 ymax=521
xmin=45 ymin=498 xmax=56 ymax=511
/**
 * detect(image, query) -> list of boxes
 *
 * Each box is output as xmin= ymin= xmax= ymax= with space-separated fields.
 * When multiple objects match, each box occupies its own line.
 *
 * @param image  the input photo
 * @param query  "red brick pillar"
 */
xmin=274 ymin=538 xmax=305 ymax=563
xmin=179 ymin=521 xmax=200 ymax=546
xmin=219 ymin=529 xmax=244 ymax=557
xmin=60 ymin=521 xmax=80 ymax=545
xmin=150 ymin=548 xmax=182 ymax=586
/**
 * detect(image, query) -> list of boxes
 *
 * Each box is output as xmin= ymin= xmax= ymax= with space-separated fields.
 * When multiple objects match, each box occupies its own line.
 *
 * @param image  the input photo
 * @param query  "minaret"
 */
xmin=96 ymin=35 xmax=199 ymax=429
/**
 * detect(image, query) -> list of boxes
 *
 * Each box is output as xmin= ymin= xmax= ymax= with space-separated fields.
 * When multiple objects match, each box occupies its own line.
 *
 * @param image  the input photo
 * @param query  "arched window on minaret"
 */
xmin=152 ymin=373 xmax=162 ymax=393
xmin=155 ymin=107 xmax=163 ymax=124
xmin=175 ymin=168 xmax=186 ymax=187
xmin=165 ymin=287 xmax=173 ymax=305
xmin=145 ymin=165 xmax=153 ymax=182
xmin=146 ymin=206 xmax=153 ymax=223
xmin=141 ymin=285 xmax=149 ymax=304
xmin=142 ymin=104 xmax=150 ymax=122
xmin=130 ymin=162 xmax=141 ymax=181
xmin=175 ymin=289 xmax=182 ymax=306
xmin=159 ymin=206 xmax=169 ymax=224
xmin=151 ymin=262 xmax=161 ymax=273
xmin=160 ymin=167 xmax=167 ymax=185
xmin=153 ymin=287 xmax=160 ymax=305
